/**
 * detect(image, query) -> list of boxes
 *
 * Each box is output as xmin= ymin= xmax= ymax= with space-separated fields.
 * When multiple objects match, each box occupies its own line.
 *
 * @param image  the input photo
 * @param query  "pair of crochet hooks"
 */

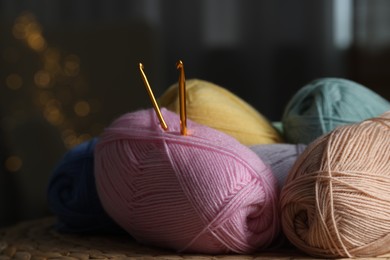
xmin=139 ymin=60 xmax=187 ymax=135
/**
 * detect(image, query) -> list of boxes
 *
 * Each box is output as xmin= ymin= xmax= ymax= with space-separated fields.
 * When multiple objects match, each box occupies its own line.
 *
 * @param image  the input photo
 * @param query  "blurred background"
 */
xmin=1 ymin=0 xmax=390 ymax=228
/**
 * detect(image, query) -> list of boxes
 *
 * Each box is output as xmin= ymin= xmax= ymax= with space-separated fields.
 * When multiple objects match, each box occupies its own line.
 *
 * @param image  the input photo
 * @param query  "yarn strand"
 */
xmin=281 ymin=112 xmax=390 ymax=258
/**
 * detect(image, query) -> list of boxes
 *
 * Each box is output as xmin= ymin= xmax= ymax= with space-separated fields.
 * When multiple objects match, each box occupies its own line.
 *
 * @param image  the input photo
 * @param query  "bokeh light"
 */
xmin=64 ymin=55 xmax=80 ymax=77
xmin=5 ymin=156 xmax=23 ymax=172
xmin=34 ymin=70 xmax=51 ymax=88
xmin=43 ymin=48 xmax=61 ymax=74
xmin=8 ymin=11 xmax=104 ymax=150
xmin=6 ymin=73 xmax=23 ymax=90
xmin=7 ymin=12 xmax=100 ymax=152
xmin=74 ymin=101 xmax=90 ymax=117
xmin=27 ymin=33 xmax=46 ymax=51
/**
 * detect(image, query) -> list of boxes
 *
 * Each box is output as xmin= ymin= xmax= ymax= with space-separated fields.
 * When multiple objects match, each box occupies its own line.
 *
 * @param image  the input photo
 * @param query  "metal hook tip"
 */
xmin=176 ymin=60 xmax=183 ymax=69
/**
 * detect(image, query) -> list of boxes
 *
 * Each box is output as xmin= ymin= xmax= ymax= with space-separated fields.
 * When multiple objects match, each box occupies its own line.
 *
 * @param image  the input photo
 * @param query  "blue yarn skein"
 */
xmin=250 ymin=143 xmax=306 ymax=189
xmin=47 ymin=138 xmax=123 ymax=234
xmin=282 ymin=78 xmax=390 ymax=144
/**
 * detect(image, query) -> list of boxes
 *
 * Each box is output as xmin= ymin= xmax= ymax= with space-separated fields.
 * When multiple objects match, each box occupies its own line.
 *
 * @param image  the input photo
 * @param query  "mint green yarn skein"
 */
xmin=282 ymin=78 xmax=390 ymax=144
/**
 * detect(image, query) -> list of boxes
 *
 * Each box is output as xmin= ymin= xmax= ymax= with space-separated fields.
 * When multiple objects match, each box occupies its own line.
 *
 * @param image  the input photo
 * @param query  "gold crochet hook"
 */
xmin=176 ymin=60 xmax=187 ymax=135
xmin=139 ymin=63 xmax=168 ymax=131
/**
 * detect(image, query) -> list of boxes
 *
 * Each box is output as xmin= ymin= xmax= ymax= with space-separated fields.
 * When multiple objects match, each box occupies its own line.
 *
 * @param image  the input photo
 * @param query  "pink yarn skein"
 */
xmin=94 ymin=108 xmax=279 ymax=254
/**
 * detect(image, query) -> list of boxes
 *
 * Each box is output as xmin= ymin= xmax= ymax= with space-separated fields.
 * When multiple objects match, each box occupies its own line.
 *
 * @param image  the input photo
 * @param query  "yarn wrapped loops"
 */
xmin=47 ymin=138 xmax=122 ymax=234
xmin=280 ymin=111 xmax=390 ymax=258
xmin=94 ymin=108 xmax=279 ymax=254
xmin=282 ymin=78 xmax=390 ymax=144
xmin=159 ymin=79 xmax=282 ymax=145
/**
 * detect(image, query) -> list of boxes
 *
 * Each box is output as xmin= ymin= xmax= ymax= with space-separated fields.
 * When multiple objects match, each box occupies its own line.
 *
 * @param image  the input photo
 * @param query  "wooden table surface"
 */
xmin=0 ymin=217 xmax=389 ymax=260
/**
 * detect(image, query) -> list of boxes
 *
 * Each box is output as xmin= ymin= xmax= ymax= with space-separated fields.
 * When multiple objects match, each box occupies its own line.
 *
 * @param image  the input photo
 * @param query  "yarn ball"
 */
xmin=282 ymin=78 xmax=390 ymax=144
xmin=280 ymin=111 xmax=390 ymax=258
xmin=159 ymin=79 xmax=282 ymax=145
xmin=94 ymin=108 xmax=280 ymax=254
xmin=272 ymin=121 xmax=283 ymax=135
xmin=250 ymin=144 xmax=306 ymax=189
xmin=47 ymin=138 xmax=123 ymax=234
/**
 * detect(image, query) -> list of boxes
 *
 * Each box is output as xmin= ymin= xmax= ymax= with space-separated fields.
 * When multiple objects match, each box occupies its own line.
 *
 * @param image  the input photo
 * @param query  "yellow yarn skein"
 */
xmin=159 ymin=79 xmax=282 ymax=145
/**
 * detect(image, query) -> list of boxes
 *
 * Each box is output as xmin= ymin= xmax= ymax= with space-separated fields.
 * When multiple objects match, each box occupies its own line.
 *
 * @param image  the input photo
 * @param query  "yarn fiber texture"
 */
xmin=159 ymin=79 xmax=282 ymax=146
xmin=94 ymin=108 xmax=279 ymax=254
xmin=250 ymin=144 xmax=306 ymax=189
xmin=280 ymin=111 xmax=390 ymax=258
xmin=47 ymin=138 xmax=122 ymax=234
xmin=282 ymin=78 xmax=390 ymax=144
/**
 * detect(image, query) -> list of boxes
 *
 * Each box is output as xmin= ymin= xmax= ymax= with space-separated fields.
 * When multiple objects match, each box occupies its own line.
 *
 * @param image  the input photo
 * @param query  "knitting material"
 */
xmin=250 ymin=144 xmax=306 ymax=189
xmin=280 ymin=111 xmax=390 ymax=258
xmin=94 ymin=108 xmax=279 ymax=254
xmin=282 ymin=78 xmax=390 ymax=144
xmin=159 ymin=79 xmax=282 ymax=145
xmin=47 ymin=138 xmax=122 ymax=234
xmin=272 ymin=122 xmax=283 ymax=135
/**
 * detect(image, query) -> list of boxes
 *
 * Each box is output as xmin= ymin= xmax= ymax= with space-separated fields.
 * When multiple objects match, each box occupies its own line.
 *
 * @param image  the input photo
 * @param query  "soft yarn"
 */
xmin=159 ymin=79 xmax=282 ymax=145
xmin=280 ymin=111 xmax=390 ymax=258
xmin=282 ymin=78 xmax=390 ymax=144
xmin=94 ymin=108 xmax=279 ymax=254
xmin=250 ymin=144 xmax=306 ymax=189
xmin=272 ymin=121 xmax=283 ymax=135
xmin=47 ymin=138 xmax=122 ymax=234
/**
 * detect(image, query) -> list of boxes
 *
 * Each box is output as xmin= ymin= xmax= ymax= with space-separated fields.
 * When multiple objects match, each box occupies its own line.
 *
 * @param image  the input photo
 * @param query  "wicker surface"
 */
xmin=0 ymin=217 xmax=389 ymax=260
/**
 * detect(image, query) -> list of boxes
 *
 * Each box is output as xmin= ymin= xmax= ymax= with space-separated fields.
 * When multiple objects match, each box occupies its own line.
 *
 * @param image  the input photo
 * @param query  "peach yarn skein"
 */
xmin=280 ymin=111 xmax=390 ymax=258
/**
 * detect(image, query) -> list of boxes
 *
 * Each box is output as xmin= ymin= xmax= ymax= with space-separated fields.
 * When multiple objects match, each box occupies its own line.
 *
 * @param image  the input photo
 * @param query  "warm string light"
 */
xmin=9 ymin=12 xmax=100 ymax=149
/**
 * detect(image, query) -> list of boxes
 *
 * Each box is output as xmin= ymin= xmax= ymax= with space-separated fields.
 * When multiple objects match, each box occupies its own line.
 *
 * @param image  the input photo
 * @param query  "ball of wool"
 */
xmin=282 ymin=78 xmax=390 ymax=144
xmin=158 ymin=79 xmax=282 ymax=146
xmin=272 ymin=121 xmax=283 ymax=136
xmin=94 ymin=108 xmax=280 ymax=254
xmin=47 ymin=138 xmax=123 ymax=234
xmin=280 ymin=111 xmax=390 ymax=258
xmin=250 ymin=144 xmax=306 ymax=189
